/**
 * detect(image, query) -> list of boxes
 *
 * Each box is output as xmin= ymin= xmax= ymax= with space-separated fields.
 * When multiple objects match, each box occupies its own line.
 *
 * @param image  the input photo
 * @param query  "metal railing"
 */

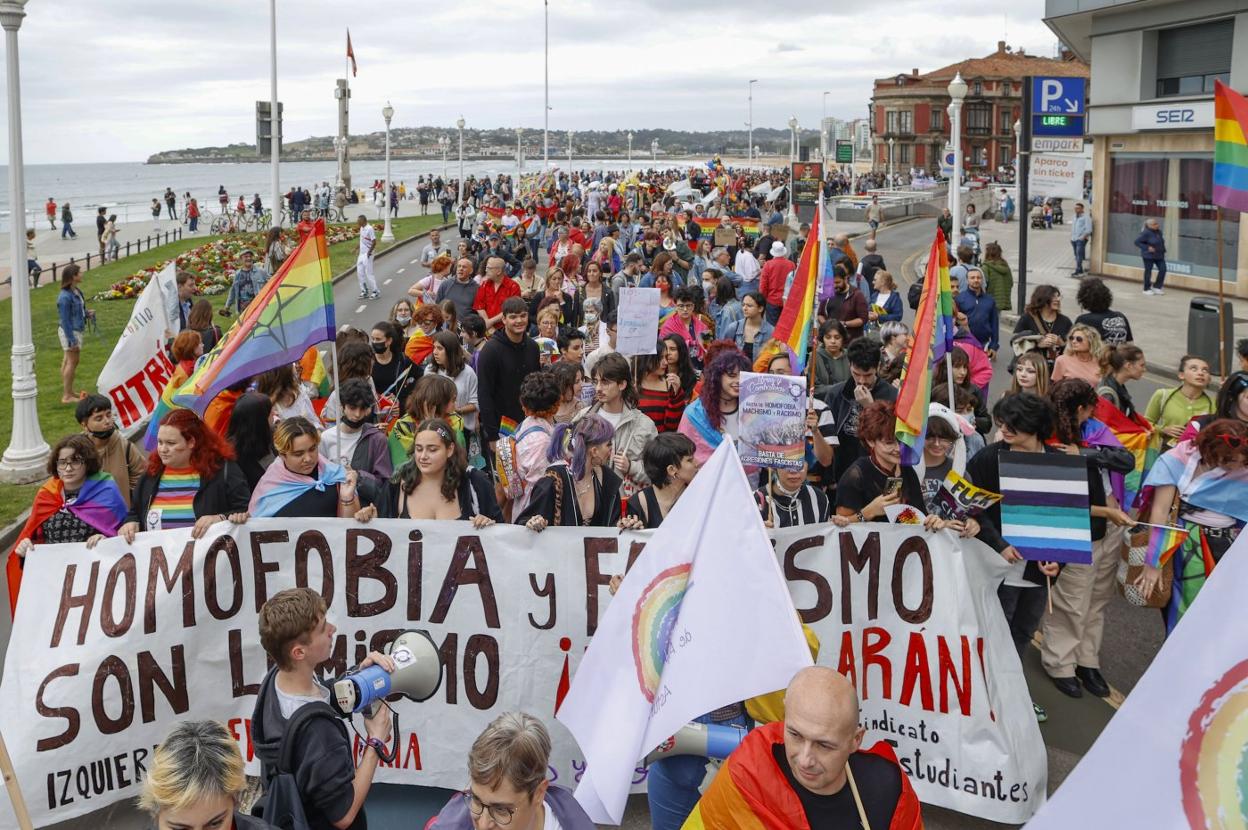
xmin=37 ymin=228 xmax=183 ymax=285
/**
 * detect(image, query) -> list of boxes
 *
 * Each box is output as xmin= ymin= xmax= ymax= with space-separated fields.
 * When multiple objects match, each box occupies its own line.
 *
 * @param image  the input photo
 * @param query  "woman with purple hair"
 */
xmin=676 ymin=349 xmax=751 ymax=466
xmin=516 ymin=412 xmax=622 ymax=530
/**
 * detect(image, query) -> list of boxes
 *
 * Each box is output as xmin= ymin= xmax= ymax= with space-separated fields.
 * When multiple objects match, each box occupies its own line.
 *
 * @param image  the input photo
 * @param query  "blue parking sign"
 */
xmin=1032 ymin=77 xmax=1085 ymax=115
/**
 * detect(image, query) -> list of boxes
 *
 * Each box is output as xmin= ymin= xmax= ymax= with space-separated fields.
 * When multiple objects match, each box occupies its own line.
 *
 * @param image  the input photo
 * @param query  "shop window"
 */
xmin=1106 ymin=153 xmax=1239 ymax=280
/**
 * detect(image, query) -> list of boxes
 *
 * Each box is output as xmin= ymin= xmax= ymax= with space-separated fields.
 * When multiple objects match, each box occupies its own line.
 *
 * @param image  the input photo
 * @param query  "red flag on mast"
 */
xmin=346 ymin=29 xmax=357 ymax=77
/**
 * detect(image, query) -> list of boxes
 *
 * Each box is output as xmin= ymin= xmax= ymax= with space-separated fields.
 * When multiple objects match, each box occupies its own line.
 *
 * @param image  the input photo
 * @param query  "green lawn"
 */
xmin=0 ymin=214 xmax=445 ymax=527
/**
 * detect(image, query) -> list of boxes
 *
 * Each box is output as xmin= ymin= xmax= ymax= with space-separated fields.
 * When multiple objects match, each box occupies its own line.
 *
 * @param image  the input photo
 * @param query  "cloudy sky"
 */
xmin=1 ymin=0 xmax=1058 ymax=164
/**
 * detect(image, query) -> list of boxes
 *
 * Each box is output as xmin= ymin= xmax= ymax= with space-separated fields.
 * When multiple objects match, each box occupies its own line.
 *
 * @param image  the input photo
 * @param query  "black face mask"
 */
xmin=341 ymin=416 xmax=368 ymax=429
xmin=371 ymin=342 xmax=387 ymax=354
xmin=90 ymin=427 xmax=116 ymax=440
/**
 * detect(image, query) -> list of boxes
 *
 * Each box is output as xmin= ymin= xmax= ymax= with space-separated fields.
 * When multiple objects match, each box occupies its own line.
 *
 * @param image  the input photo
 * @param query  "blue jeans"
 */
xmin=1143 ymin=258 xmax=1166 ymax=291
xmin=61 ymin=221 xmax=74 ymax=239
xmin=646 ymin=710 xmax=751 ymax=830
xmin=1071 ymin=239 xmax=1087 ymax=273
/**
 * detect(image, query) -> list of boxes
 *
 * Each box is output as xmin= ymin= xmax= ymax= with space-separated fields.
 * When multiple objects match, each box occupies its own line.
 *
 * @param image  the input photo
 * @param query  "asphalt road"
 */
xmin=24 ymin=220 xmax=1170 ymax=830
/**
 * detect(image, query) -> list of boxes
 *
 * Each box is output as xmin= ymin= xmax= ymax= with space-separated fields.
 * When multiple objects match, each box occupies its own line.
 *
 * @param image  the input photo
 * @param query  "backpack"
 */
xmin=252 ymin=701 xmax=344 ymax=830
xmin=907 ymin=278 xmax=924 ymax=310
xmin=495 ymin=423 xmax=552 ymax=501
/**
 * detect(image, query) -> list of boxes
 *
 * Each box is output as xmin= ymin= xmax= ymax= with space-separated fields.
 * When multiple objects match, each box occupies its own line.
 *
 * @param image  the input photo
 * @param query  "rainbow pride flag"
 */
xmin=498 ymin=416 xmax=519 ymax=439
xmin=690 ymin=216 xmax=761 ymax=243
xmin=770 ymin=196 xmax=821 ymax=374
xmin=895 ymin=230 xmax=956 ymax=466
xmin=404 ymin=328 xmax=434 ymax=365
xmin=1093 ymin=398 xmax=1158 ymax=510
xmin=173 ymin=220 xmax=336 ymax=413
xmin=1214 ymin=80 xmax=1248 ymax=212
xmin=1144 ymin=524 xmax=1189 ymax=569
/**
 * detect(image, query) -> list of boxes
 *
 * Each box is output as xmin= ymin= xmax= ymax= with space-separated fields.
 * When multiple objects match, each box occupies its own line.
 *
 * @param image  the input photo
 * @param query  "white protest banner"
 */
xmin=737 ymin=371 xmax=806 ymax=469
xmin=1023 ymin=531 xmax=1248 ymax=830
xmin=615 ymin=287 xmax=660 ymax=357
xmin=1028 ymin=153 xmax=1087 ymax=201
xmin=558 ymin=441 xmax=813 ymax=823
xmin=95 ymin=264 xmax=177 ymax=435
xmin=0 ymin=521 xmax=1044 ymax=827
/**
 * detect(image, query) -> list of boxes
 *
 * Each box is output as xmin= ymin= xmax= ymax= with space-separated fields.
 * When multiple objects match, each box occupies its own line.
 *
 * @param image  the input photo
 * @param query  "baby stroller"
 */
xmin=959 ymin=228 xmax=982 ymax=265
xmin=1030 ymin=207 xmax=1047 ymax=230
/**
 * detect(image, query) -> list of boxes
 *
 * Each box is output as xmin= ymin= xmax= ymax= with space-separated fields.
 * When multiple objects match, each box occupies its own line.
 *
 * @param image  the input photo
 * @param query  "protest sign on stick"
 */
xmin=616 ymin=287 xmax=661 ymax=356
xmin=737 ymin=372 xmax=806 ymax=469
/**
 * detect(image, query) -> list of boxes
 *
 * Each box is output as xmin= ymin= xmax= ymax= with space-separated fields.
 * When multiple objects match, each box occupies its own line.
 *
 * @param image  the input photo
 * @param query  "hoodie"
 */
xmin=477 ymin=329 xmax=542 ymax=443
xmin=252 ymin=667 xmax=364 ymax=830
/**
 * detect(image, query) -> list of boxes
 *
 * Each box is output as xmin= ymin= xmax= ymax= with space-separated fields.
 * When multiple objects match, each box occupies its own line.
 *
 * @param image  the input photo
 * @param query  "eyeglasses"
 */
xmin=56 ymin=457 xmax=85 ymax=470
xmin=1070 ymin=335 xmax=1086 ymax=343
xmin=926 ymin=436 xmax=953 ymax=447
xmin=463 ymin=790 xmax=517 ymax=825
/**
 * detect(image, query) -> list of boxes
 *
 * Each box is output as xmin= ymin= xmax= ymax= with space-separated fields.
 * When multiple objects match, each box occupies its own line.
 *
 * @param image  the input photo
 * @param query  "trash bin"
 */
xmin=1187 ymin=297 xmax=1234 ymax=373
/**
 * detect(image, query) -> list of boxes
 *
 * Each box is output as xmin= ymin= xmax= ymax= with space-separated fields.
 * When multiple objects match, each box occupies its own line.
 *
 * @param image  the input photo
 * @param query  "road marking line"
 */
xmin=355 ymin=304 xmax=366 ymax=314
xmin=339 ymin=324 xmax=350 ymax=331
xmin=397 ymin=268 xmax=405 ymax=274
xmin=383 ymin=278 xmax=393 ymax=286
xmin=410 ymin=258 xmax=419 ymax=264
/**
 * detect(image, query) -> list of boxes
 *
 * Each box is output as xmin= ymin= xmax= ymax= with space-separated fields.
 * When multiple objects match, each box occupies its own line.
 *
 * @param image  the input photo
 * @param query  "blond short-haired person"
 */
xmin=140 ymin=720 xmax=273 ymax=830
xmin=428 ymin=712 xmax=595 ymax=829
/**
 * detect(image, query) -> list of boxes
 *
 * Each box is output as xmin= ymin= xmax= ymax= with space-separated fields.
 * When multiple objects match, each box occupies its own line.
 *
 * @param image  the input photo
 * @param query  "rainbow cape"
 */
xmin=404 ymin=329 xmax=434 ymax=365
xmin=174 ymin=220 xmax=336 ymax=412
xmin=770 ymin=196 xmax=821 ymax=374
xmin=1214 ymin=80 xmax=1248 ymax=212
xmin=895 ymin=229 xmax=956 ymax=466
xmin=1144 ymin=524 xmax=1189 ymax=569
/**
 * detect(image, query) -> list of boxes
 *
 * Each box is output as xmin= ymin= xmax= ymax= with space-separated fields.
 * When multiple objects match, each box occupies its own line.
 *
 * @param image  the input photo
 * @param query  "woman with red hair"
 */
xmin=119 ymin=408 xmax=251 ymax=541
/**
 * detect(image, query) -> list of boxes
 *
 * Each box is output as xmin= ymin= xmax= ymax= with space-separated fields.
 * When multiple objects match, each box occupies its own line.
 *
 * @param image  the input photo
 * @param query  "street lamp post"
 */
xmin=947 ymin=71 xmax=968 ymax=239
xmin=627 ymin=131 xmax=633 ymax=166
xmin=788 ymin=115 xmax=798 ymax=167
xmin=456 ymin=115 xmax=465 ymax=206
xmin=381 ymin=102 xmax=395 ymax=242
xmin=543 ymin=0 xmax=549 ymax=166
xmin=0 ymin=0 xmax=49 ymax=482
xmin=1013 ymin=118 xmax=1022 ymax=172
xmin=268 ymin=0 xmax=280 ymax=227
xmin=887 ymin=138 xmax=895 ymax=190
xmin=439 ymin=135 xmax=449 ymax=181
xmin=747 ymin=79 xmax=758 ymax=165
xmin=822 ymin=90 xmax=831 ymax=160
xmin=516 ymin=127 xmax=524 ymax=183
xmin=651 ymin=138 xmax=658 ymax=163
xmin=567 ymin=129 xmax=573 ymax=168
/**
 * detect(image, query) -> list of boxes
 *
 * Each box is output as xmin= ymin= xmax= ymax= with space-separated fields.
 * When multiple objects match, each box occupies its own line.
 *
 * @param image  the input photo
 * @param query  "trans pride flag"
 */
xmin=174 ymin=220 xmax=336 ymax=412
xmin=1214 ymin=80 xmax=1248 ymax=212
xmin=895 ymin=230 xmax=956 ymax=466
xmin=770 ymin=197 xmax=822 ymax=374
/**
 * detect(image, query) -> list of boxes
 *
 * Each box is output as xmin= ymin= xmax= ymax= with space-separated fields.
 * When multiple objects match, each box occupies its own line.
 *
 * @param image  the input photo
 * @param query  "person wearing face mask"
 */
xmin=249 ymin=417 xmax=361 ymax=519
xmin=356 ymin=418 xmax=501 ymax=526
xmin=370 ymin=321 xmax=417 ymax=413
xmin=318 ymin=379 xmax=393 ymax=482
xmin=76 ymin=394 xmax=146 ymax=508
xmin=8 ymin=434 xmax=128 ymax=612
xmin=389 ymin=298 xmax=418 ymax=339
xmin=757 ymin=460 xmax=837 ymax=528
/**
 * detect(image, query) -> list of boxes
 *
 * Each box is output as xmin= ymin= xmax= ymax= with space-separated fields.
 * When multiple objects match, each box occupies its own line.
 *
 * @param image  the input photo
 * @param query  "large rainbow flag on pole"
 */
xmin=173 ymin=220 xmax=336 ymax=413
xmin=1213 ymin=80 xmax=1248 ymax=212
xmin=771 ymin=195 xmax=822 ymax=373
xmin=895 ymin=229 xmax=956 ymax=466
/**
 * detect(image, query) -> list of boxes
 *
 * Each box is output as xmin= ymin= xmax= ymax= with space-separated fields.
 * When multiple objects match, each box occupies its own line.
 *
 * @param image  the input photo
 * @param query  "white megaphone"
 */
xmin=644 ymin=722 xmax=749 ymax=765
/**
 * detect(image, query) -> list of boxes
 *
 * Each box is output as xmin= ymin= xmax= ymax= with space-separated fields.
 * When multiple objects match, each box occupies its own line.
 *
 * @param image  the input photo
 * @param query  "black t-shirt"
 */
xmin=772 ymin=743 xmax=901 ymax=829
xmin=920 ymin=458 xmax=954 ymax=515
xmin=835 ymin=456 xmax=925 ymax=519
xmin=1075 ymin=310 xmax=1133 ymax=346
xmin=275 ymin=485 xmax=340 ymax=518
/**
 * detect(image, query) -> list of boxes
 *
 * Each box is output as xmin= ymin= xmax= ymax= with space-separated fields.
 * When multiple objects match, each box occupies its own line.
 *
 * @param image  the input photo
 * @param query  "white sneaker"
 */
xmin=1153 ymin=287 xmax=1165 ymax=296
xmin=1143 ymin=288 xmax=1153 ymax=295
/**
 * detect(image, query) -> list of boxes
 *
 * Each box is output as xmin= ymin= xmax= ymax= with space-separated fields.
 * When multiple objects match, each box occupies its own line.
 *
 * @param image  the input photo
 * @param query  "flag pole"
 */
xmin=1217 ymin=207 xmax=1226 ymax=379
xmin=0 ymin=730 xmax=33 ymax=830
xmin=329 ymin=338 xmax=347 ymax=467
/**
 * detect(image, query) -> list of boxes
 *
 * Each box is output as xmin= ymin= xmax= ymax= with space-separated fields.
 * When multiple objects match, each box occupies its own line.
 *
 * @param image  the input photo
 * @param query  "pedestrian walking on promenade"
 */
xmin=45 ymin=197 xmax=56 ymax=230
xmin=164 ymin=188 xmax=177 ymax=220
xmin=357 ymin=215 xmax=379 ymax=299
xmin=1134 ymin=217 xmax=1167 ymax=295
xmin=56 ymin=264 xmax=89 ymax=404
xmin=60 ymin=202 xmax=77 ymax=239
xmin=187 ymin=198 xmax=200 ymax=233
xmin=96 ymin=207 xmax=108 ymax=258
xmin=1070 ymin=202 xmax=1092 ymax=276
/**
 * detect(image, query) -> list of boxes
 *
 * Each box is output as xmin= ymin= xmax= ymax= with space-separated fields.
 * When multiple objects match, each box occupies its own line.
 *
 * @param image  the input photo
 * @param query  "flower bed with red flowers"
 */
xmin=92 ymin=223 xmax=373 ymax=301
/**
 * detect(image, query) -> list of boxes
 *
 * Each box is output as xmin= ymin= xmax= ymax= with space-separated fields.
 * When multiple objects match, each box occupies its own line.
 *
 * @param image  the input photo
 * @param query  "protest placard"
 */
xmin=737 ymin=372 xmax=806 ymax=469
xmin=0 ymin=520 xmax=1045 ymax=828
xmin=936 ymin=469 xmax=1003 ymax=520
xmin=616 ymin=287 xmax=661 ymax=356
xmin=713 ymin=226 xmax=737 ymax=247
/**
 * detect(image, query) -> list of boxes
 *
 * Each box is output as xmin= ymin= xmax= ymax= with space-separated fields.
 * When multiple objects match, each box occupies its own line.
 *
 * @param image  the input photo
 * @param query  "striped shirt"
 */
xmin=151 ymin=468 xmax=200 ymax=529
xmin=637 ymin=383 xmax=687 ymax=434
